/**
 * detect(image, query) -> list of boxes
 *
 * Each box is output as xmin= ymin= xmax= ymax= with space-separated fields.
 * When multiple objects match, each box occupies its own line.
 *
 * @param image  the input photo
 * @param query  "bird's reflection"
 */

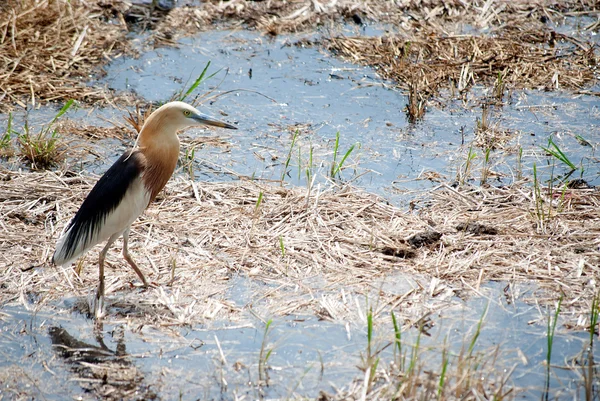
xmin=48 ymin=325 xmax=157 ymax=400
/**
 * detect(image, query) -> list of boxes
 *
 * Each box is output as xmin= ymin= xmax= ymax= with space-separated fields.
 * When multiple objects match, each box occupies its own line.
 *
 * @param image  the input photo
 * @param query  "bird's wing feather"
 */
xmin=53 ymin=151 xmax=151 ymax=266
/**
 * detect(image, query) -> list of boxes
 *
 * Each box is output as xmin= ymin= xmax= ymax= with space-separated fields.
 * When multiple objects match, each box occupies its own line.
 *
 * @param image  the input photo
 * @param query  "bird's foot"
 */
xmin=93 ymin=291 xmax=105 ymax=319
xmin=129 ymin=280 xmax=158 ymax=289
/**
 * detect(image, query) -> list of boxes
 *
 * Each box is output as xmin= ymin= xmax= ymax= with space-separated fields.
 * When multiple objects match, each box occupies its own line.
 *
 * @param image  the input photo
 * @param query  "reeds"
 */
xmin=281 ymin=130 xmax=300 ymax=183
xmin=346 ymin=303 xmax=513 ymax=400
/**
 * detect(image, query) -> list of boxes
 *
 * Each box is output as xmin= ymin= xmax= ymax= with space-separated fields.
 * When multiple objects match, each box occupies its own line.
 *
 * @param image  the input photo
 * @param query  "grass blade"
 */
xmin=281 ymin=130 xmax=300 ymax=183
xmin=332 ymin=143 xmax=356 ymax=177
xmin=179 ymin=62 xmax=214 ymax=101
xmin=546 ymin=295 xmax=563 ymax=365
xmin=49 ymin=99 xmax=74 ymax=126
xmin=541 ymin=136 xmax=576 ymax=170
xmin=467 ymin=302 xmax=488 ymax=357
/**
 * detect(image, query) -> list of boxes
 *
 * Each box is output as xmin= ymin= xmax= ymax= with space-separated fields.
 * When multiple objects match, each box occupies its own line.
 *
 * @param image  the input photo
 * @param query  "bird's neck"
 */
xmin=137 ymin=127 xmax=180 ymax=202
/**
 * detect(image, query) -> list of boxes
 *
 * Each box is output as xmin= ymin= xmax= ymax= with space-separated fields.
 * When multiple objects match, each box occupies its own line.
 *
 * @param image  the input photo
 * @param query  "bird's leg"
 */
xmin=94 ymin=234 xmax=119 ymax=319
xmin=122 ymin=228 xmax=149 ymax=288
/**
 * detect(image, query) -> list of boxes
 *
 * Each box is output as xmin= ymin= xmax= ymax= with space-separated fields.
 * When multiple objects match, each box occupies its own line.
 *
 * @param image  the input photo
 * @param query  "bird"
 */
xmin=52 ymin=101 xmax=237 ymax=318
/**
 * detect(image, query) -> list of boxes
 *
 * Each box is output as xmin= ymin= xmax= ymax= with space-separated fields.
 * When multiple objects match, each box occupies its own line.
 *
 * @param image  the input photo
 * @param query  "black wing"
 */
xmin=53 ymin=151 xmax=146 ymax=265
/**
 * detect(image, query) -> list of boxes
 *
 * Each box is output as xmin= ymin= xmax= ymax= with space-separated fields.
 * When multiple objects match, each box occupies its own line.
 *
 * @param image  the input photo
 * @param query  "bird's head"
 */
xmin=141 ymin=101 xmax=237 ymax=139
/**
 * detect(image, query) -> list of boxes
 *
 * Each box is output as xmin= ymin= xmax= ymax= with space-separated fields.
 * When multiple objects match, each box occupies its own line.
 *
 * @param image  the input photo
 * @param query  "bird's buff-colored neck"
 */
xmin=136 ymin=113 xmax=181 ymax=202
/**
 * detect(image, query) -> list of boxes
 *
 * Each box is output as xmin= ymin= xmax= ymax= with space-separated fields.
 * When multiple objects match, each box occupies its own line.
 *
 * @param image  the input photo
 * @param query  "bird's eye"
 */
xmin=183 ymin=110 xmax=191 ymax=117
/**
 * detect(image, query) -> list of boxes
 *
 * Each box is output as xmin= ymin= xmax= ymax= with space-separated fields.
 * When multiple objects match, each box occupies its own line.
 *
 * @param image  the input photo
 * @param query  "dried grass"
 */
xmin=1 ymin=0 xmax=597 ymax=111
xmin=161 ymin=1 xmax=598 ymax=104
xmin=56 ymin=119 xmax=135 ymax=140
xmin=326 ymin=28 xmax=597 ymax=97
xmin=1 ymin=167 xmax=598 ymax=330
xmin=0 ymin=0 xmax=132 ymax=111
xmin=157 ymin=0 xmax=600 ymax=37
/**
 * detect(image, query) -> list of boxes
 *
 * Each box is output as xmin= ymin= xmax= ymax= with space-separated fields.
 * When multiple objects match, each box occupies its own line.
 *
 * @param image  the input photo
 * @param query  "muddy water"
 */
xmin=2 ymin=25 xmax=600 ymax=399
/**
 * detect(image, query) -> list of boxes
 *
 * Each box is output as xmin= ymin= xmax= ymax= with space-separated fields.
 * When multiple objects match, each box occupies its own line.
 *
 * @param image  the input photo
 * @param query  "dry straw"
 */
xmin=327 ymin=29 xmax=597 ymax=95
xmin=1 ymin=1 xmax=597 ymax=111
xmin=1 ymin=167 xmax=598 ymax=330
xmin=0 ymin=0 xmax=133 ymax=111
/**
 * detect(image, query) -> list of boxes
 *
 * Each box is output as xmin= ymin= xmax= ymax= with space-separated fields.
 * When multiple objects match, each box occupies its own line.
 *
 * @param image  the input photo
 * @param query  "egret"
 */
xmin=52 ymin=101 xmax=236 ymax=318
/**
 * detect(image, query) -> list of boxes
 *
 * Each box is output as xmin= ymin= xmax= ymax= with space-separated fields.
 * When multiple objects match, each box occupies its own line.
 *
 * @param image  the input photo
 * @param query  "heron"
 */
xmin=52 ymin=101 xmax=236 ymax=318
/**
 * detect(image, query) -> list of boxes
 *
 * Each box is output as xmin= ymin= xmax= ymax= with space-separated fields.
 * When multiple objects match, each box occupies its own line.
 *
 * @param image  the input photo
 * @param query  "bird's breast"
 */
xmin=141 ymin=149 xmax=179 ymax=202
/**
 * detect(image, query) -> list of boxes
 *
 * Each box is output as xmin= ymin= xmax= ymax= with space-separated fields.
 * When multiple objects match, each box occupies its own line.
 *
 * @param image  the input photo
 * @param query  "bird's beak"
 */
xmin=192 ymin=112 xmax=237 ymax=130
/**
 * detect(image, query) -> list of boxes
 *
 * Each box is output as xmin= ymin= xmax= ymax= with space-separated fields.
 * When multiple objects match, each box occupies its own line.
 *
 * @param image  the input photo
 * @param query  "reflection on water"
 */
xmin=1 ymin=22 xmax=599 ymax=401
xmin=48 ymin=324 xmax=158 ymax=400
xmin=1 ymin=280 xmax=599 ymax=400
xmin=97 ymin=30 xmax=600 ymax=204
xmin=2 ymin=30 xmax=599 ymax=206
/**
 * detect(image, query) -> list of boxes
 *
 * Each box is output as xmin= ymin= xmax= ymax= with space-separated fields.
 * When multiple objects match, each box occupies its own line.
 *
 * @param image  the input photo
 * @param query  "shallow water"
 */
xmin=2 ymin=22 xmax=600 ymax=400
xmin=1 ymin=281 xmax=598 ymax=400
xmin=4 ymin=29 xmax=599 ymax=203
xmin=97 ymin=29 xmax=600 ymax=204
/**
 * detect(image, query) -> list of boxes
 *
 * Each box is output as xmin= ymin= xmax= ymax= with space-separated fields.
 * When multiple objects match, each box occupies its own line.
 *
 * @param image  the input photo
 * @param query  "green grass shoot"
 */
xmin=575 ymin=134 xmax=592 ymax=147
xmin=467 ymin=302 xmax=488 ymax=357
xmin=255 ymin=191 xmax=264 ymax=212
xmin=330 ymin=131 xmax=357 ymax=178
xmin=461 ymin=145 xmax=476 ymax=184
xmin=365 ymin=307 xmax=380 ymax=391
xmin=48 ymin=99 xmax=75 ymax=126
xmin=546 ymin=295 xmax=563 ymax=366
xmin=367 ymin=307 xmax=374 ymax=355
xmin=438 ymin=343 xmax=449 ymax=399
xmin=391 ymin=311 xmax=402 ymax=364
xmin=408 ymin=326 xmax=422 ymax=376
xmin=278 ymin=235 xmax=285 ymax=257
xmin=18 ymin=127 xmax=60 ymax=169
xmin=259 ymin=319 xmax=274 ymax=382
xmin=494 ymin=70 xmax=505 ymax=101
xmin=305 ymin=145 xmax=314 ymax=185
xmin=18 ymin=99 xmax=74 ymax=169
xmin=0 ymin=131 xmax=10 ymax=151
xmin=542 ymin=295 xmax=563 ymax=400
xmin=2 ymin=112 xmax=13 ymax=145
xmin=541 ymin=136 xmax=577 ymax=171
xmin=589 ymin=292 xmax=599 ymax=346
xmin=557 ymin=183 xmax=568 ymax=213
xmin=0 ymin=113 xmax=12 ymax=154
xmin=281 ymin=130 xmax=300 ymax=184
xmin=176 ymin=62 xmax=221 ymax=102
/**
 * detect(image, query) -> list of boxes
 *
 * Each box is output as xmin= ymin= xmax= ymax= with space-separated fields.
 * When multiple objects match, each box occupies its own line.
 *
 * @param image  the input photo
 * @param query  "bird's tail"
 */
xmin=52 ymin=226 xmax=76 ymax=266
xmin=52 ymin=223 xmax=90 ymax=267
